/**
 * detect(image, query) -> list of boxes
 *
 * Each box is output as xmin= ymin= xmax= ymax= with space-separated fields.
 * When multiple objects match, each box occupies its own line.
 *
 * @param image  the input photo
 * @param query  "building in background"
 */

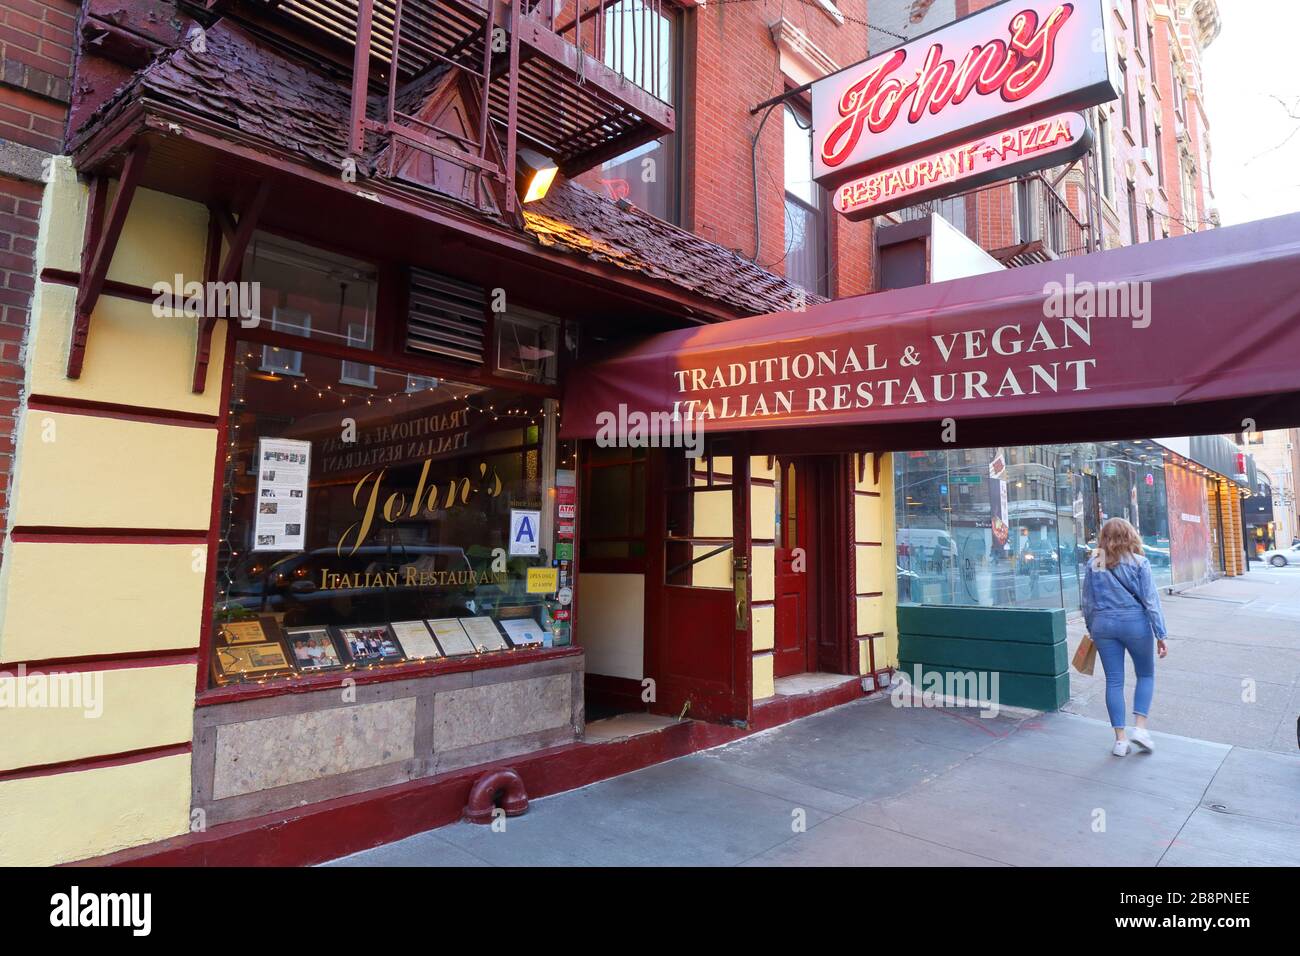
xmin=1242 ymin=429 xmax=1300 ymax=550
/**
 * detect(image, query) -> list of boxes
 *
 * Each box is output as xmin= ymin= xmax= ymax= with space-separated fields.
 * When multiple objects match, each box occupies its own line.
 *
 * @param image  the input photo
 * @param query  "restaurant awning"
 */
xmin=561 ymin=212 xmax=1300 ymax=453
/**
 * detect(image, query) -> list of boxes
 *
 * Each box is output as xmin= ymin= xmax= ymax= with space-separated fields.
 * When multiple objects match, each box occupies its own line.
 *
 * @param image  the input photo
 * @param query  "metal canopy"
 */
xmin=218 ymin=0 xmax=675 ymax=200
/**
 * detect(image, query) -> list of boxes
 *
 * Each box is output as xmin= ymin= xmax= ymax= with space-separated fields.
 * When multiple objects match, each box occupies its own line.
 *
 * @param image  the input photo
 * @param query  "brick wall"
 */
xmin=686 ymin=2 xmax=876 ymax=298
xmin=0 ymin=0 xmax=76 ymax=557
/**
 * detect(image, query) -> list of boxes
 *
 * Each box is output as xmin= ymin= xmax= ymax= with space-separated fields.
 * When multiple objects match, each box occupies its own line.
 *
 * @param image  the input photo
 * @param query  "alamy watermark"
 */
xmin=595 ymin=403 xmax=705 ymax=458
xmin=152 ymin=274 xmax=261 ymax=327
xmin=0 ymin=664 xmax=103 ymax=718
xmin=891 ymin=664 xmax=1001 ymax=718
xmin=1043 ymin=273 xmax=1151 ymax=328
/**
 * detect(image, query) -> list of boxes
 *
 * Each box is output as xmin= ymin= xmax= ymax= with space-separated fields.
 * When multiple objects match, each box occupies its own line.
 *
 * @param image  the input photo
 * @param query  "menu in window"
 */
xmin=390 ymin=620 xmax=442 ymax=660
xmin=253 ymin=438 xmax=311 ymax=552
xmin=426 ymin=618 xmax=476 ymax=656
xmin=461 ymin=616 xmax=509 ymax=652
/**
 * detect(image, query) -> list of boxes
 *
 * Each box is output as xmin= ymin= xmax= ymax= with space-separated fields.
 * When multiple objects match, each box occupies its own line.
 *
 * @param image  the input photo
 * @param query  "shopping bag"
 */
xmin=1072 ymin=633 xmax=1097 ymax=675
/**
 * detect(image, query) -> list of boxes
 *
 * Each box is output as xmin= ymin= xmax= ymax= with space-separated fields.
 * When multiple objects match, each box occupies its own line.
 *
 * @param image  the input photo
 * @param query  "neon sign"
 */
xmin=832 ymin=112 xmax=1091 ymax=220
xmin=811 ymin=0 xmax=1117 ymax=190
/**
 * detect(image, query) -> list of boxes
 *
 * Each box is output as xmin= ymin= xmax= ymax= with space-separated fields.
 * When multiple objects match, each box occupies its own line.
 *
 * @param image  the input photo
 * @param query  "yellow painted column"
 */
xmin=750 ymin=455 xmax=776 ymax=701
xmin=0 ymin=157 xmax=224 ymax=865
xmin=854 ymin=453 xmax=898 ymax=677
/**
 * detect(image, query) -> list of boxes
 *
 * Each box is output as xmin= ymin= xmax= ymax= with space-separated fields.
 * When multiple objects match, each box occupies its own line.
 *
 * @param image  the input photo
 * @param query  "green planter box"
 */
xmin=898 ymin=605 xmax=1066 ymax=643
xmin=897 ymin=604 xmax=1070 ymax=711
xmin=897 ymin=661 xmax=1070 ymax=712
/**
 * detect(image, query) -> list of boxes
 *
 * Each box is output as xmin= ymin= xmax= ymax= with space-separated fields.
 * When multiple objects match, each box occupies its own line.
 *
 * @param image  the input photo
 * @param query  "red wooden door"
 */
xmin=774 ymin=458 xmax=811 ymax=678
xmin=645 ymin=443 xmax=752 ymax=726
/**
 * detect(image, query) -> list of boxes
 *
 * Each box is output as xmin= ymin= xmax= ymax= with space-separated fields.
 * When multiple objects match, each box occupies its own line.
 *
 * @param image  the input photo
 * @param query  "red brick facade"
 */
xmin=0 ymin=0 xmax=76 ymax=556
xmin=684 ymin=4 xmax=876 ymax=298
xmin=579 ymin=2 xmax=879 ymax=299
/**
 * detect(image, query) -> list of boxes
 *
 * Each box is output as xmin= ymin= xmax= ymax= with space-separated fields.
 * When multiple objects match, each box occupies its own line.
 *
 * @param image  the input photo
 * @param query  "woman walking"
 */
xmin=1081 ymin=517 xmax=1169 ymax=756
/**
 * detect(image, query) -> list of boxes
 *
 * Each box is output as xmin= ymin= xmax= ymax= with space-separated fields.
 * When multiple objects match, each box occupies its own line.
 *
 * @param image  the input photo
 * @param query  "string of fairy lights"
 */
xmin=212 ymin=349 xmax=569 ymax=686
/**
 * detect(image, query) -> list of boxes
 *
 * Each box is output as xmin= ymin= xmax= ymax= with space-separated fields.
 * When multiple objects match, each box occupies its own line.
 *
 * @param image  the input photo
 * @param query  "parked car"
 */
xmin=1261 ymin=542 xmax=1300 ymax=567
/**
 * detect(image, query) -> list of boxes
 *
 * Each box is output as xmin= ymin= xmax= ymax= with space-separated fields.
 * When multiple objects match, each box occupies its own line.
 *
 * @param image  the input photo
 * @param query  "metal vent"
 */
xmin=405 ymin=268 xmax=486 ymax=365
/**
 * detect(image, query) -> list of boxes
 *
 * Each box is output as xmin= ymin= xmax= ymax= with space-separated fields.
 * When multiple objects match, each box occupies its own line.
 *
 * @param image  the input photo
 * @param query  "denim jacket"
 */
xmin=1081 ymin=554 xmax=1168 ymax=639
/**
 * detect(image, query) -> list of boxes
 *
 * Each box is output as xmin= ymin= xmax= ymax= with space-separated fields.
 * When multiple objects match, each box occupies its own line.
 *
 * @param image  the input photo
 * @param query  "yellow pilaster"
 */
xmin=0 ymin=157 xmax=215 ymax=864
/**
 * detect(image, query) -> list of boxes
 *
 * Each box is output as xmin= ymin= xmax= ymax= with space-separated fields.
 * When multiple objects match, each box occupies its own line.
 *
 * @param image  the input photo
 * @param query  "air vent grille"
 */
xmin=406 ymin=268 xmax=487 ymax=365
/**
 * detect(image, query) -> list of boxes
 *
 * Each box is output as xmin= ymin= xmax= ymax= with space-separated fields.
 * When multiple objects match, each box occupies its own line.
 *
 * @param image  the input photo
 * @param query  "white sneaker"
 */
xmin=1112 ymin=740 xmax=1130 ymax=757
xmin=1130 ymin=727 xmax=1155 ymax=753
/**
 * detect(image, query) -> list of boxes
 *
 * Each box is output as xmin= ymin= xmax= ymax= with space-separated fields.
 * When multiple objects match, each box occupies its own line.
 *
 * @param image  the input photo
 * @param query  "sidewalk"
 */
xmin=325 ymin=694 xmax=1300 ymax=867
xmin=1065 ymin=567 xmax=1300 ymax=754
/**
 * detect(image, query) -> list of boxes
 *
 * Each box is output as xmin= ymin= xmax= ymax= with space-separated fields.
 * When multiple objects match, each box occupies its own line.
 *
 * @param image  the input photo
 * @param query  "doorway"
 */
xmin=774 ymin=457 xmax=814 ymax=678
xmin=644 ymin=441 xmax=753 ymax=725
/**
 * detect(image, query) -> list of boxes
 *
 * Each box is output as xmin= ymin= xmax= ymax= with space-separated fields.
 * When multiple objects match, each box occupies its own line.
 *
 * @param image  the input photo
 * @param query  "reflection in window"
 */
xmin=600 ymin=0 xmax=679 ymax=221
xmin=495 ymin=307 xmax=560 ymax=384
xmin=262 ymin=307 xmax=308 ymax=374
xmin=244 ymin=233 xmax=378 ymax=349
xmin=783 ymin=104 xmax=827 ymax=297
xmin=340 ymin=321 xmax=375 ymax=387
xmin=894 ymin=443 xmax=1174 ymax=610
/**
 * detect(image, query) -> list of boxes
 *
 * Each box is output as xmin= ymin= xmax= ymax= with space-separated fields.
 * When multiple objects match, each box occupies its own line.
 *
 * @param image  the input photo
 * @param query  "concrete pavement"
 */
xmin=328 ymin=567 xmax=1299 ymax=867
xmin=325 ymin=694 xmax=1300 ymax=867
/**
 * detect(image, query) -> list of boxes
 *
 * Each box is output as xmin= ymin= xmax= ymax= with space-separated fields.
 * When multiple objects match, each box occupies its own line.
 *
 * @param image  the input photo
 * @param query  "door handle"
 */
xmin=734 ymin=568 xmax=749 ymax=628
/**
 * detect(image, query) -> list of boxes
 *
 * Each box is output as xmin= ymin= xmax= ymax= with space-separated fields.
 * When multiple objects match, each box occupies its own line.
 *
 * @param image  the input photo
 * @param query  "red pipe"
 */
xmin=464 ymin=768 xmax=530 ymax=824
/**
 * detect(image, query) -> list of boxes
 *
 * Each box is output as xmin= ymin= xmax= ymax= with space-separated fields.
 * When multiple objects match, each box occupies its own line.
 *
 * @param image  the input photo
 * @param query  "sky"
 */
xmin=1202 ymin=0 xmax=1300 ymax=226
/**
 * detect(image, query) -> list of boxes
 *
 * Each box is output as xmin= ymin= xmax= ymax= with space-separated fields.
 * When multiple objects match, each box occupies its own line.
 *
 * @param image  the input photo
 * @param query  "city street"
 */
xmin=328 ymin=570 xmax=1300 ymax=867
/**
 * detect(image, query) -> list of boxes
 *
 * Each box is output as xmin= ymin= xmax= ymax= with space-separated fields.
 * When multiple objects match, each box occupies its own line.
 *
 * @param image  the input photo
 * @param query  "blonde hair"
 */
xmin=1094 ymin=517 xmax=1143 ymax=569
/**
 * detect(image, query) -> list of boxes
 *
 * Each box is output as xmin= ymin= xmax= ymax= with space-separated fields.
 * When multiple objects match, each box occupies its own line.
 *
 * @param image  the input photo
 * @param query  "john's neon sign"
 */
xmin=820 ymin=3 xmax=1075 ymax=169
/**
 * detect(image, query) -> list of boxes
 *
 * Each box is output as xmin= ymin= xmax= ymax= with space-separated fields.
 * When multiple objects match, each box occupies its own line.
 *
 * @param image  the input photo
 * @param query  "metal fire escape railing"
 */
xmin=250 ymin=0 xmax=673 ymax=211
xmin=897 ymin=171 xmax=1092 ymax=267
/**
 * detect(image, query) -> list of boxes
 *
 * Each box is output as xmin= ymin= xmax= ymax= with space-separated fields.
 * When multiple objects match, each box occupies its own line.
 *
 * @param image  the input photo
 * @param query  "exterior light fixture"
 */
xmin=517 ymin=148 xmax=559 ymax=204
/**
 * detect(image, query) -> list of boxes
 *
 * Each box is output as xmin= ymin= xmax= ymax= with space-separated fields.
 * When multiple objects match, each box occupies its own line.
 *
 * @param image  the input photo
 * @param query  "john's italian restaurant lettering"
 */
xmin=668 ymin=317 xmax=1097 ymax=423
xmin=337 ymin=458 xmax=505 ymax=555
xmin=319 ymin=567 xmax=510 ymax=589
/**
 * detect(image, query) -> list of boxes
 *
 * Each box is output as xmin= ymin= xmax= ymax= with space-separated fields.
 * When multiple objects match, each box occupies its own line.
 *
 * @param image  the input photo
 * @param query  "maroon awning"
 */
xmin=561 ymin=212 xmax=1300 ymax=452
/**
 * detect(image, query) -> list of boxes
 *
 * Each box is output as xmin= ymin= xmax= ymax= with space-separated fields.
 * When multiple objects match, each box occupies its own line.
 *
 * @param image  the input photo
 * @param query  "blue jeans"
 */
xmin=1091 ymin=609 xmax=1155 ymax=729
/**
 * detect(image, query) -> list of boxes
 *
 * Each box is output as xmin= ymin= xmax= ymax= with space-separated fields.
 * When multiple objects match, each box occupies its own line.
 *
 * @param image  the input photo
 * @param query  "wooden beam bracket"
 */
xmin=193 ymin=180 xmax=271 ymax=393
xmin=68 ymin=140 xmax=149 ymax=379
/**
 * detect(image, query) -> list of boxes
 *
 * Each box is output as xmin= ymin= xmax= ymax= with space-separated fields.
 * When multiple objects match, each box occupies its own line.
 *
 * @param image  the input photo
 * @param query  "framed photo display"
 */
xmin=284 ymin=626 xmax=345 ymax=671
xmin=213 ymin=641 xmax=293 ymax=684
xmin=336 ymin=625 xmax=405 ymax=664
xmin=218 ymin=618 xmax=273 ymax=645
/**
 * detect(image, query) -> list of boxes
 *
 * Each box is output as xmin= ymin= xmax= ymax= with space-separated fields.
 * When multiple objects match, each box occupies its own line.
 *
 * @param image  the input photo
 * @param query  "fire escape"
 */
xmin=214 ymin=0 xmax=676 ymax=213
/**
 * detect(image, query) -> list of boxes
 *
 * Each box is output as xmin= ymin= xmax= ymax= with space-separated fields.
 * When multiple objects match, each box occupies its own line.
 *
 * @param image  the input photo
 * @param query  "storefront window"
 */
xmin=895 ymin=441 xmax=1173 ymax=612
xmin=245 ymin=233 xmax=378 ymax=349
xmin=208 ymin=345 xmax=563 ymax=687
xmin=580 ymin=445 xmax=646 ymax=563
xmin=896 ymin=447 xmax=1065 ymax=610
